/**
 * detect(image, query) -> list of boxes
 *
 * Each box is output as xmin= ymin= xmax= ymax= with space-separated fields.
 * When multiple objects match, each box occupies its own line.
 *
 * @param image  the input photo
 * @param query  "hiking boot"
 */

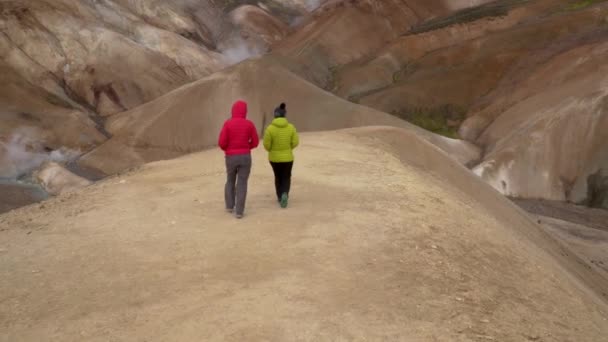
xmin=280 ymin=193 xmax=288 ymax=208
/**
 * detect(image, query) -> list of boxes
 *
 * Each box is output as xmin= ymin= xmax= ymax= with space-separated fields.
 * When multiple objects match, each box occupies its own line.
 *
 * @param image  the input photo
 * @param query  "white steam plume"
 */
xmin=220 ymin=37 xmax=266 ymax=65
xmin=304 ymin=0 xmax=321 ymax=11
xmin=0 ymin=127 xmax=80 ymax=179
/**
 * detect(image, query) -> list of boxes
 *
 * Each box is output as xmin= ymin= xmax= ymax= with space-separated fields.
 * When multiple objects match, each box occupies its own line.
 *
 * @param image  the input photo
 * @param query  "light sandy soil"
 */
xmin=1 ymin=128 xmax=607 ymax=341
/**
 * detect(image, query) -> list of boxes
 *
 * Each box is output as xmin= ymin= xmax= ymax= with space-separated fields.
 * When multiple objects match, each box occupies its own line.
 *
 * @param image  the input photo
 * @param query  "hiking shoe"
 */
xmin=280 ymin=193 xmax=288 ymax=208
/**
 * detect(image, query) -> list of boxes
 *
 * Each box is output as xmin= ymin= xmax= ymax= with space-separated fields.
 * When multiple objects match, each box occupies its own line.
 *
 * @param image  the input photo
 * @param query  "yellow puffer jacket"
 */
xmin=263 ymin=117 xmax=299 ymax=162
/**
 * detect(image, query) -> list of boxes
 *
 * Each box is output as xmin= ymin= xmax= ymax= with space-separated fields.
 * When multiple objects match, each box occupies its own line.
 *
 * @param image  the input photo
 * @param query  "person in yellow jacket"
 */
xmin=263 ymin=103 xmax=299 ymax=208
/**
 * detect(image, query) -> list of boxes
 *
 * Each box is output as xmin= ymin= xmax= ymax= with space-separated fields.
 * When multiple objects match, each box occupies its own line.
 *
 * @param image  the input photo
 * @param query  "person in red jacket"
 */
xmin=218 ymin=100 xmax=259 ymax=218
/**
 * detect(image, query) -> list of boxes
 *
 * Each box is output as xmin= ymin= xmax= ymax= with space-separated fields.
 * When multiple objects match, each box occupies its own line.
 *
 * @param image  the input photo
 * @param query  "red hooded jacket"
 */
xmin=218 ymin=100 xmax=259 ymax=155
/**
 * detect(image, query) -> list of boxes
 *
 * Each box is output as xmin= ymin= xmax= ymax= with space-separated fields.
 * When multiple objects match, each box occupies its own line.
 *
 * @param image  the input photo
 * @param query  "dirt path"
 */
xmin=1 ymin=130 xmax=607 ymax=341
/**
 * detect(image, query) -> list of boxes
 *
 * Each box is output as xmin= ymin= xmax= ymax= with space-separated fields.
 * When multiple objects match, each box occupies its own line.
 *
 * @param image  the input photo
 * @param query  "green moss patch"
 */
xmin=392 ymin=105 xmax=467 ymax=138
xmin=566 ymin=0 xmax=608 ymax=11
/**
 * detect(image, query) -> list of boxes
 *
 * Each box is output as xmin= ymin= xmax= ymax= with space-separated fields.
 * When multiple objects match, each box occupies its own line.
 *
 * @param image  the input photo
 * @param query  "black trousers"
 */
xmin=270 ymin=161 xmax=293 ymax=200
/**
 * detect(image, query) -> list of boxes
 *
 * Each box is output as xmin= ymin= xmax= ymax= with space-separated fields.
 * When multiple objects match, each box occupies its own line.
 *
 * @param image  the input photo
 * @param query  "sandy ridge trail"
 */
xmin=1 ymin=128 xmax=607 ymax=341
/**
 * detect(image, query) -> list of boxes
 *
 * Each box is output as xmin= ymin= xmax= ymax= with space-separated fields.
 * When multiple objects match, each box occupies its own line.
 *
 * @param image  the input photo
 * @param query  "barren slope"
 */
xmin=1 ymin=128 xmax=607 ymax=341
xmin=0 ymin=0 xmax=296 ymax=178
xmin=271 ymin=0 xmax=493 ymax=87
xmin=78 ymin=58 xmax=480 ymax=175
xmin=322 ymin=0 xmax=608 ymax=206
xmin=468 ymin=32 xmax=608 ymax=205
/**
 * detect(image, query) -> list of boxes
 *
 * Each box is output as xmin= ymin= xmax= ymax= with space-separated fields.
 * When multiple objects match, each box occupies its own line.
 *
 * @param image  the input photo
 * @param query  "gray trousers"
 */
xmin=224 ymin=154 xmax=252 ymax=215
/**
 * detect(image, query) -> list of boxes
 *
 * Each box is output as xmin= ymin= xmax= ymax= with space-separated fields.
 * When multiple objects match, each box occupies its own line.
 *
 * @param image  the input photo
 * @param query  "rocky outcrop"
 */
xmin=333 ymin=0 xmax=553 ymax=101
xmin=586 ymin=169 xmax=608 ymax=209
xmin=271 ymin=0 xmax=499 ymax=88
xmin=468 ymin=30 xmax=608 ymax=207
xmin=319 ymin=0 xmax=608 ymax=207
xmin=0 ymin=0 xmax=299 ymax=176
xmin=33 ymin=161 xmax=91 ymax=196
xmin=270 ymin=0 xmax=458 ymax=88
xmin=0 ymin=0 xmax=226 ymax=116
xmin=230 ymin=5 xmax=291 ymax=46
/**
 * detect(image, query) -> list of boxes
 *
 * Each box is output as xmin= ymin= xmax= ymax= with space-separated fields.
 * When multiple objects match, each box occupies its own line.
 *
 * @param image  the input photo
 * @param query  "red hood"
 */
xmin=231 ymin=100 xmax=248 ymax=119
